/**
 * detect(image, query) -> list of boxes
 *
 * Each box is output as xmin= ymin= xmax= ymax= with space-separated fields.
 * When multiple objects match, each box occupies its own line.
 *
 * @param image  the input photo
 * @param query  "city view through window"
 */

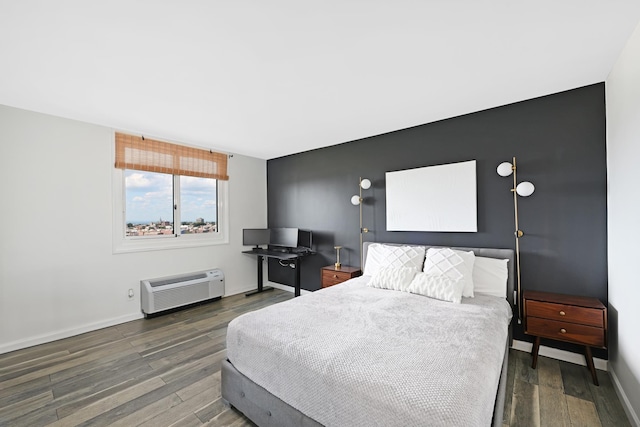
xmin=125 ymin=170 xmax=217 ymax=237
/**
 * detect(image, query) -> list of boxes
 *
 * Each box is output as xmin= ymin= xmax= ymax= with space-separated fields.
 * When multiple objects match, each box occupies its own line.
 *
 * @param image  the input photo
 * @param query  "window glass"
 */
xmin=179 ymin=176 xmax=218 ymax=234
xmin=125 ymin=170 xmax=174 ymax=237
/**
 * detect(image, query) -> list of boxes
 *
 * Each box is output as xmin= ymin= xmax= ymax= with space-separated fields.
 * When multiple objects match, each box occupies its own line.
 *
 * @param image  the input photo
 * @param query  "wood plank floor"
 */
xmin=503 ymin=347 xmax=631 ymax=427
xmin=0 ymin=289 xmax=631 ymax=427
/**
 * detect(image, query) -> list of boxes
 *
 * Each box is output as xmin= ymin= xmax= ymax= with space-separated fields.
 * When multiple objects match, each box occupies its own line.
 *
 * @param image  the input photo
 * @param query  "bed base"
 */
xmin=221 ymin=358 xmax=322 ymax=427
xmin=222 ymin=339 xmax=510 ymax=427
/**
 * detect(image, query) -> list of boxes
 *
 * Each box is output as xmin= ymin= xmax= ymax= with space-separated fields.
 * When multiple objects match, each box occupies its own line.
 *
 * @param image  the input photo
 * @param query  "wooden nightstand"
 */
xmin=523 ymin=290 xmax=607 ymax=385
xmin=321 ymin=265 xmax=362 ymax=288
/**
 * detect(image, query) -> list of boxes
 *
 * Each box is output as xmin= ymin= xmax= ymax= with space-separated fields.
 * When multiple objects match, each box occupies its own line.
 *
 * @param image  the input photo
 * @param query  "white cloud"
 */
xmin=125 ymin=172 xmax=152 ymax=188
xmin=125 ymin=170 xmax=172 ymax=189
xmin=181 ymin=176 xmax=216 ymax=193
xmin=145 ymin=189 xmax=172 ymax=199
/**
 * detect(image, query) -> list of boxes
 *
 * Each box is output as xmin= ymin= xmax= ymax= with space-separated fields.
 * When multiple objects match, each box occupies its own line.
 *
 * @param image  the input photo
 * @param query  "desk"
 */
xmin=242 ymin=249 xmax=313 ymax=297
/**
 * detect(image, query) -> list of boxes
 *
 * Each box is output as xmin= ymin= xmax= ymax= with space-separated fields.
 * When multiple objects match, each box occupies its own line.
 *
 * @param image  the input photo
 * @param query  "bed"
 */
xmin=222 ymin=243 xmax=515 ymax=427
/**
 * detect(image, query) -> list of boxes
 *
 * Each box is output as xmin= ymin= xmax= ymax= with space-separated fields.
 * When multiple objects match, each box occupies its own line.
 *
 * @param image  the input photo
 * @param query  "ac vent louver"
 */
xmin=140 ymin=269 xmax=224 ymax=315
xmin=149 ymin=273 xmax=208 ymax=287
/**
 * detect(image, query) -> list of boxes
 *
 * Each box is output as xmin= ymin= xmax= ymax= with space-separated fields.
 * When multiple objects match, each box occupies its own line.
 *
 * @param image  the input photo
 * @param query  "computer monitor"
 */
xmin=242 ymin=228 xmax=270 ymax=248
xmin=269 ymin=227 xmax=299 ymax=250
xmin=297 ymin=229 xmax=312 ymax=250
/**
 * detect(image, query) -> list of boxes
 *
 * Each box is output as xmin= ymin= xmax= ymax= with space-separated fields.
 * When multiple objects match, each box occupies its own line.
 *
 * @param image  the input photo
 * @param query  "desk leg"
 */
xmin=294 ymin=258 xmax=301 ymax=297
xmin=246 ymin=255 xmax=274 ymax=297
xmin=257 ymin=255 xmax=263 ymax=292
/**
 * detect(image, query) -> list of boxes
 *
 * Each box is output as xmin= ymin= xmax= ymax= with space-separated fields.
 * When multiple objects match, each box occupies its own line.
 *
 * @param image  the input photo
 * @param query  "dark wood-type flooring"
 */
xmin=0 ymin=289 xmax=631 ymax=426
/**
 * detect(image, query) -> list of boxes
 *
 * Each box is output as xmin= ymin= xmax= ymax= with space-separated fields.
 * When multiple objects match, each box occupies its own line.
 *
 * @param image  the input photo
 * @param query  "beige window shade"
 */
xmin=114 ymin=132 xmax=229 ymax=180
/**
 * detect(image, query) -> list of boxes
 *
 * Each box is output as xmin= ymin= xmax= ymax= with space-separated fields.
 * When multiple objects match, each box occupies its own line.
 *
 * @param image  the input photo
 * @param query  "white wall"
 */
xmin=606 ymin=20 xmax=640 ymax=426
xmin=0 ymin=105 xmax=267 ymax=354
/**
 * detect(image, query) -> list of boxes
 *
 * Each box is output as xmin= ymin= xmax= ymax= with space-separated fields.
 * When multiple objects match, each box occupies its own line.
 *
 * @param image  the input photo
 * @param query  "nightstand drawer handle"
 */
xmin=333 ymin=274 xmax=338 ymax=279
xmin=559 ymin=311 xmax=566 ymax=316
xmin=560 ymin=328 xmax=567 ymax=334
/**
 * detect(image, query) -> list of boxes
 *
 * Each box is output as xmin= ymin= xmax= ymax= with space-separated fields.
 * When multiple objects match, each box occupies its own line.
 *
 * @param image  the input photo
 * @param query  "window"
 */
xmin=125 ymin=170 xmax=175 ymax=237
xmin=113 ymin=132 xmax=229 ymax=252
xmin=124 ymin=170 xmax=219 ymax=237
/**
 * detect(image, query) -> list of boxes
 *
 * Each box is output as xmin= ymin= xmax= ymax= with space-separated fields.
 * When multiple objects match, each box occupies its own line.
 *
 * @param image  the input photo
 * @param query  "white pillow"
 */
xmin=363 ymin=244 xmax=426 ymax=277
xmin=472 ymin=256 xmax=509 ymax=298
xmin=423 ymin=248 xmax=475 ymax=298
xmin=407 ymin=272 xmax=465 ymax=303
xmin=367 ymin=266 xmax=417 ymax=292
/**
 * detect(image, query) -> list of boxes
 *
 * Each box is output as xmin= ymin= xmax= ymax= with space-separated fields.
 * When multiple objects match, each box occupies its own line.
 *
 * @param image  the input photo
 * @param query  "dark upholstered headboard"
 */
xmin=362 ymin=242 xmax=515 ymax=343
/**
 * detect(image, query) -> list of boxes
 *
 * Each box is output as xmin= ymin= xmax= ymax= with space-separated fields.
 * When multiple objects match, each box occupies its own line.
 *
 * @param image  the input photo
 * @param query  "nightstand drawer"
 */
xmin=526 ymin=300 xmax=604 ymax=328
xmin=322 ymin=270 xmax=351 ymax=286
xmin=323 ymin=277 xmax=345 ymax=287
xmin=527 ymin=317 xmax=605 ymax=347
xmin=321 ymin=266 xmax=361 ymax=288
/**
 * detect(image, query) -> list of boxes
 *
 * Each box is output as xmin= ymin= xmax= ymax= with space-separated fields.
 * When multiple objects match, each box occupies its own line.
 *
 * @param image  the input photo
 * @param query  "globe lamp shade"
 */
xmin=516 ymin=181 xmax=535 ymax=197
xmin=497 ymin=162 xmax=514 ymax=177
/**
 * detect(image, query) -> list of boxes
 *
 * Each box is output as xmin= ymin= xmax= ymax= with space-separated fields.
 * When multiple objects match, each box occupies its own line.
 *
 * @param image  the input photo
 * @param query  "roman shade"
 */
xmin=114 ymin=132 xmax=229 ymax=180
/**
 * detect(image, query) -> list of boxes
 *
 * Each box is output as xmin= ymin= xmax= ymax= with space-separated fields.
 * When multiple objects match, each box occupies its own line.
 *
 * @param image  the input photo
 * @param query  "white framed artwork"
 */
xmin=386 ymin=160 xmax=477 ymax=232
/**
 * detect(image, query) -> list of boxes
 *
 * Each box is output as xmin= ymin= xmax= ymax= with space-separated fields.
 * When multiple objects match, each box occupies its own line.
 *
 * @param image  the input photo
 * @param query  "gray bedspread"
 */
xmin=226 ymin=276 xmax=512 ymax=427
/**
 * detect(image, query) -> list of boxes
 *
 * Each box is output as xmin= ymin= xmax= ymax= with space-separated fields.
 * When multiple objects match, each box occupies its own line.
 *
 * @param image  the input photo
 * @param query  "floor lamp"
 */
xmin=497 ymin=157 xmax=535 ymax=324
xmin=351 ymin=177 xmax=371 ymax=268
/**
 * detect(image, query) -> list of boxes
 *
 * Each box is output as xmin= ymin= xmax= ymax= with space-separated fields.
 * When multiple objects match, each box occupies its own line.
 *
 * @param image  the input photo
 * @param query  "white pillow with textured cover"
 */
xmin=423 ymin=248 xmax=475 ymax=298
xmin=408 ymin=272 xmax=465 ymax=303
xmin=367 ymin=266 xmax=417 ymax=292
xmin=473 ymin=256 xmax=509 ymax=298
xmin=363 ymin=244 xmax=426 ymax=277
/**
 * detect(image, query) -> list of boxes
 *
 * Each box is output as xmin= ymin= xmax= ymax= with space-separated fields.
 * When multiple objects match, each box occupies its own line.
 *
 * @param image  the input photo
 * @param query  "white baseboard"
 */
xmin=1 ymin=285 xmax=288 ymax=356
xmin=0 ymin=312 xmax=144 ymax=355
xmin=267 ymin=281 xmax=312 ymax=295
xmin=609 ymin=365 xmax=640 ymax=427
xmin=511 ymin=339 xmax=608 ymax=371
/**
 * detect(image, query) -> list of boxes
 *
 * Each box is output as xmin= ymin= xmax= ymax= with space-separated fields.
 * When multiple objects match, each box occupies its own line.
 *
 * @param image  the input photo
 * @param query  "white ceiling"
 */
xmin=1 ymin=1 xmax=639 ymax=160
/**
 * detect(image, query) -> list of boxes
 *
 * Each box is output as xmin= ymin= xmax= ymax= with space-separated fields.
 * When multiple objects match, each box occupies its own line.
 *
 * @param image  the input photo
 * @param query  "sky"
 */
xmin=125 ymin=170 xmax=217 ymax=224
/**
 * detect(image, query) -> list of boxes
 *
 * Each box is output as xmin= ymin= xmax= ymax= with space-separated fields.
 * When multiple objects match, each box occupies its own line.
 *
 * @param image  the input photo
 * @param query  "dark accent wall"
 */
xmin=267 ymin=83 xmax=607 ymax=353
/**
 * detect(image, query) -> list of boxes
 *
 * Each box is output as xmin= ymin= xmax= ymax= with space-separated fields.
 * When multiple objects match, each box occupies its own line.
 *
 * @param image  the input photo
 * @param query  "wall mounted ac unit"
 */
xmin=140 ymin=269 xmax=224 ymax=316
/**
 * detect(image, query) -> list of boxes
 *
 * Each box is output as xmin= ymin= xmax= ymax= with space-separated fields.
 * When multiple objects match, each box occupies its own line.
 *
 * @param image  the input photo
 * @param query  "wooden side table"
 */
xmin=523 ymin=290 xmax=607 ymax=385
xmin=321 ymin=265 xmax=362 ymax=288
